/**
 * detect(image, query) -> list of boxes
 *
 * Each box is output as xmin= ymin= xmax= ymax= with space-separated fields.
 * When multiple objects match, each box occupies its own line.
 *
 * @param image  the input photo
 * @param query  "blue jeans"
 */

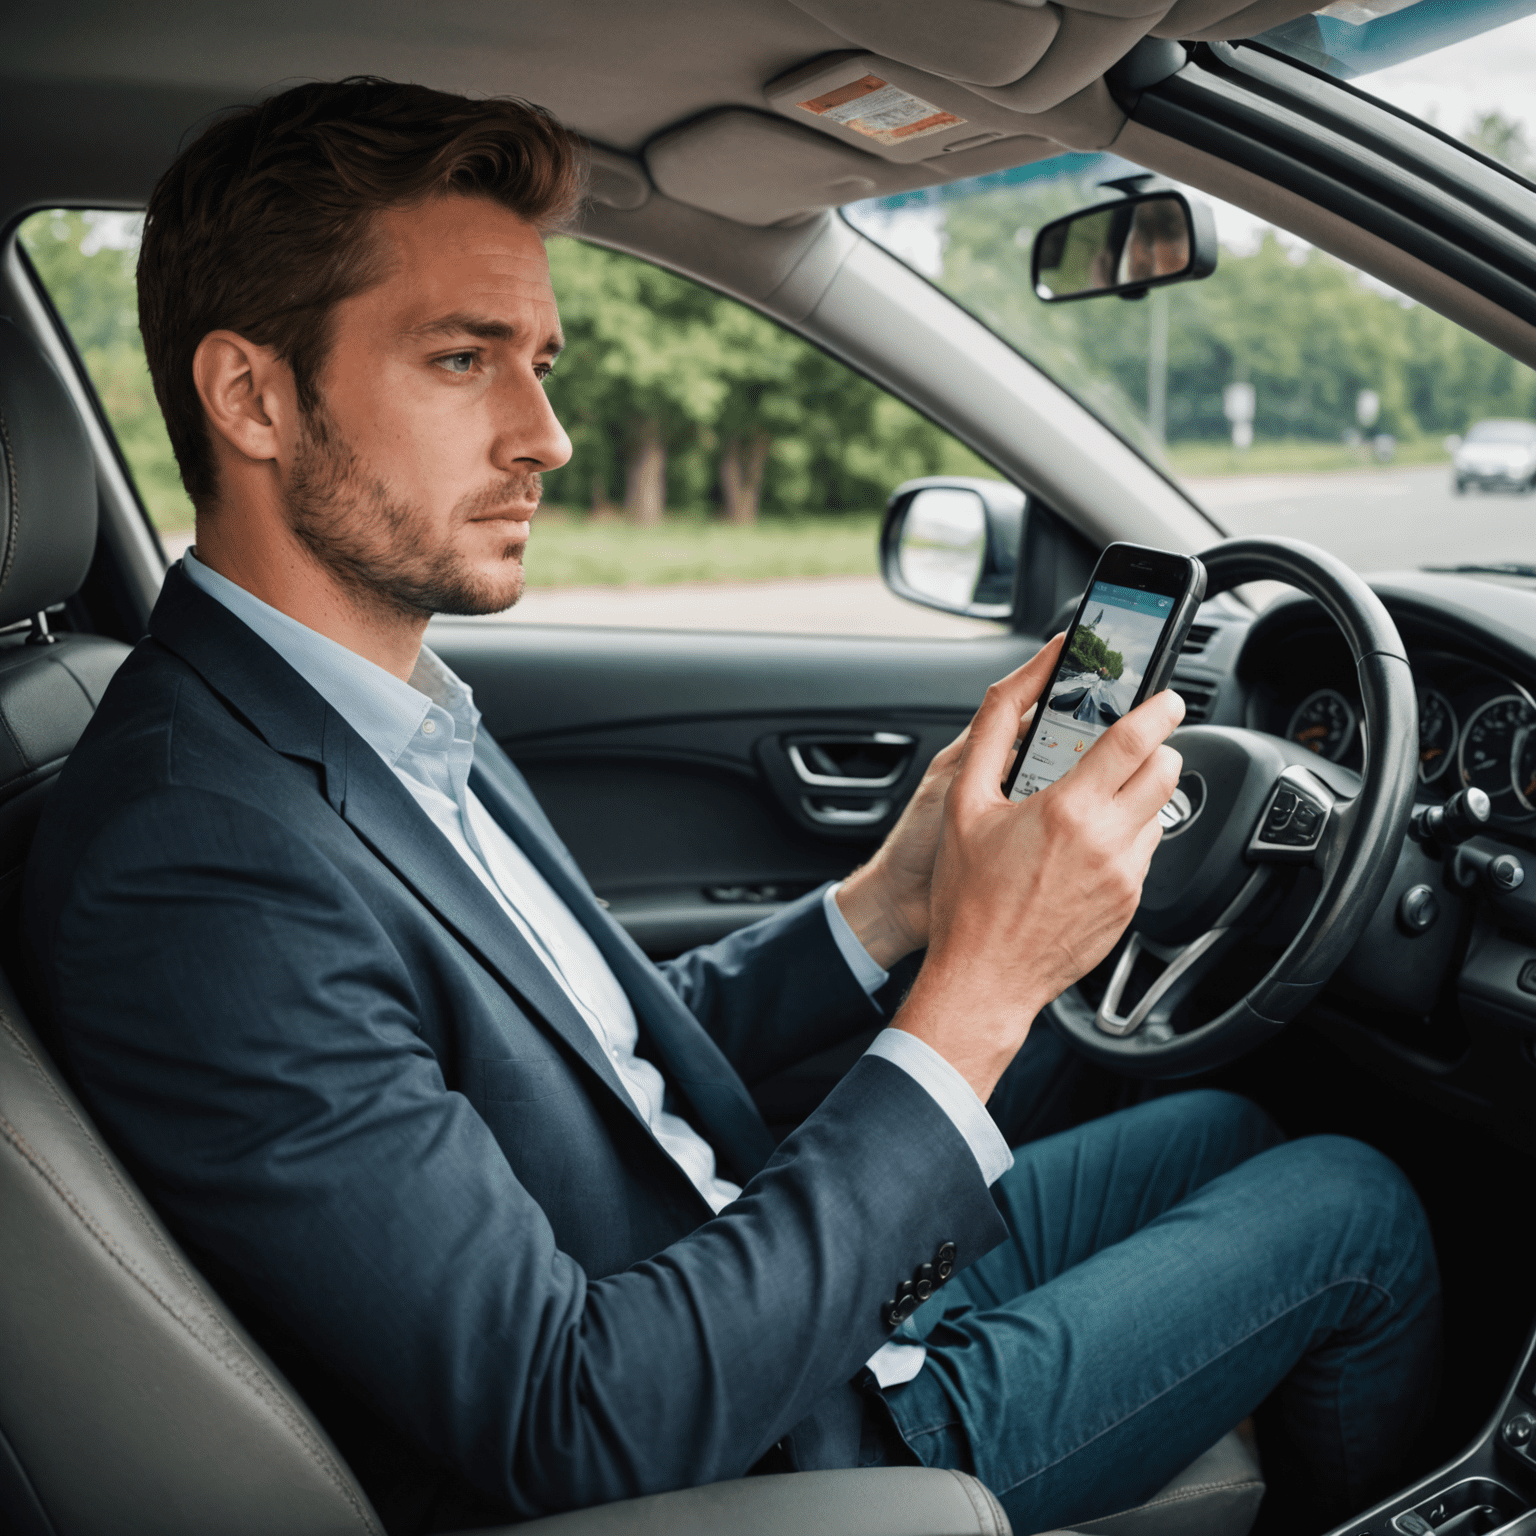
xmin=878 ymin=1090 xmax=1441 ymax=1534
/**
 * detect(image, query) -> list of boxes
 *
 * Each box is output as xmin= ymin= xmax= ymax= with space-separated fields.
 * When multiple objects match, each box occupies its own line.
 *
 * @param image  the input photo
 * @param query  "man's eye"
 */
xmin=438 ymin=351 xmax=477 ymax=375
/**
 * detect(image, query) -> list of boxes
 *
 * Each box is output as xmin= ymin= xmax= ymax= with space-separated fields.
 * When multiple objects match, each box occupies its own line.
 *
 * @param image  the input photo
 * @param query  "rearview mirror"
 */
xmin=880 ymin=478 xmax=1025 ymax=620
xmin=1032 ymin=191 xmax=1217 ymax=303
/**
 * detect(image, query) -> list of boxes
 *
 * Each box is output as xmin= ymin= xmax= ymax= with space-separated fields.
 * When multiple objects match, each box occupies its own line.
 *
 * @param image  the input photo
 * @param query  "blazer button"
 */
xmin=913 ymin=1262 xmax=935 ymax=1300
xmin=935 ymin=1241 xmax=957 ymax=1281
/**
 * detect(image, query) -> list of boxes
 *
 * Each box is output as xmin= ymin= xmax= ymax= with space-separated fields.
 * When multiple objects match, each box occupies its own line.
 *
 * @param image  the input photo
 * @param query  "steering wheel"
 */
xmin=1046 ymin=537 xmax=1418 ymax=1077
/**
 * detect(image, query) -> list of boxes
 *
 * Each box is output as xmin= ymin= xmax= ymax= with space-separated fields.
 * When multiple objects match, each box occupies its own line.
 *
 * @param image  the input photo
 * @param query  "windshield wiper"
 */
xmin=1421 ymin=562 xmax=1536 ymax=579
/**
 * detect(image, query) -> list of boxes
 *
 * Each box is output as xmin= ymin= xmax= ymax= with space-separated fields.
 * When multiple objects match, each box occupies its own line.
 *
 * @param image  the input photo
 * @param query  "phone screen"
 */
xmin=1005 ymin=574 xmax=1188 ymax=803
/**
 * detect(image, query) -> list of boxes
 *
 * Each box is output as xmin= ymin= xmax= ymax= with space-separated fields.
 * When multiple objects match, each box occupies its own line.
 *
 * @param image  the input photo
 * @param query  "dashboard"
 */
xmin=1262 ymin=655 xmax=1536 ymax=828
xmin=1166 ymin=569 xmax=1536 ymax=1156
xmin=1222 ymin=578 xmax=1536 ymax=837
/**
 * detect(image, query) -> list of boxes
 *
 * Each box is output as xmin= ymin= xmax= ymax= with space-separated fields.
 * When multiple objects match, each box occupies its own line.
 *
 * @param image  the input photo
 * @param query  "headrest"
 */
xmin=0 ymin=318 xmax=99 ymax=630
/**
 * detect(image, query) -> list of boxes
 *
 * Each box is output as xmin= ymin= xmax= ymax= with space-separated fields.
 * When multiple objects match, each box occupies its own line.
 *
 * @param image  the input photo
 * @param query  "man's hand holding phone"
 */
xmin=894 ymin=644 xmax=1185 ymax=1103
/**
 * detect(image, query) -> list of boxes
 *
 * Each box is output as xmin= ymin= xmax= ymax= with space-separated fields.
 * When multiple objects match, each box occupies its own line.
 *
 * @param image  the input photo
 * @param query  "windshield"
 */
xmin=843 ymin=5 xmax=1536 ymax=579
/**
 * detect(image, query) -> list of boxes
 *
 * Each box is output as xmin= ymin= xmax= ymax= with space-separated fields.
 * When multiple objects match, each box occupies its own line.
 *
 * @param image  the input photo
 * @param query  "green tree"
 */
xmin=1066 ymin=625 xmax=1123 ymax=680
xmin=1463 ymin=111 xmax=1535 ymax=178
xmin=544 ymin=237 xmax=993 ymax=524
xmin=18 ymin=210 xmax=194 ymax=530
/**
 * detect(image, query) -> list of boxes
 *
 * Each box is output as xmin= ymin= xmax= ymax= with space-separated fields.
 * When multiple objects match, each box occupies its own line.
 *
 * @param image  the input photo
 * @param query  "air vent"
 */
xmin=1182 ymin=624 xmax=1217 ymax=656
xmin=1173 ymin=679 xmax=1217 ymax=722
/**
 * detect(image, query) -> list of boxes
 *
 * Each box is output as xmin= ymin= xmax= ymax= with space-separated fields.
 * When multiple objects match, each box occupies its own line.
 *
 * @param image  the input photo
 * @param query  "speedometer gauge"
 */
xmin=1286 ymin=689 xmax=1356 ymax=762
xmin=1513 ymin=727 xmax=1536 ymax=813
xmin=1417 ymin=688 xmax=1457 ymax=784
xmin=1459 ymin=694 xmax=1535 ymax=807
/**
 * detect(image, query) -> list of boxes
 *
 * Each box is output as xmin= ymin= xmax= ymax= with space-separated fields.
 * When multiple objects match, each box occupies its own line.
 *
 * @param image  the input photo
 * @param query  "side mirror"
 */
xmin=880 ymin=477 xmax=1025 ymax=621
xmin=1032 ymin=191 xmax=1217 ymax=303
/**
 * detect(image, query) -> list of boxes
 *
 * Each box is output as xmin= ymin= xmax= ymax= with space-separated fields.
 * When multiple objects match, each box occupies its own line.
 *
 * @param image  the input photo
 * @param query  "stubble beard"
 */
xmin=284 ymin=407 xmax=538 ymax=621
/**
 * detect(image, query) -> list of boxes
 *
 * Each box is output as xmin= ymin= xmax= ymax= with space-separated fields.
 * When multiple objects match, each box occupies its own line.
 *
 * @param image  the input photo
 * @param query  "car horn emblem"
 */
xmin=1157 ymin=772 xmax=1206 ymax=838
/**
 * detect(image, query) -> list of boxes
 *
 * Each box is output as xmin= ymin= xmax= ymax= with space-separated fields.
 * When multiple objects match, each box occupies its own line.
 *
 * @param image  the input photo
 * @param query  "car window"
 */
xmin=18 ymin=210 xmax=192 ymax=536
xmin=17 ymin=209 xmax=1007 ymax=640
xmin=843 ymin=7 xmax=1536 ymax=581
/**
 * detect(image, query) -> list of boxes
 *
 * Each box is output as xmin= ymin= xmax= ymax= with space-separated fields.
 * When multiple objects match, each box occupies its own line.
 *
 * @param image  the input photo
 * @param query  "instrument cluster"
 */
xmin=1283 ymin=653 xmax=1536 ymax=824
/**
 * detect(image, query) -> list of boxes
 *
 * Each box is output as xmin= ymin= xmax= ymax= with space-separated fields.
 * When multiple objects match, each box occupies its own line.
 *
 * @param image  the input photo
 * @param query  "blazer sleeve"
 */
xmin=37 ymin=786 xmax=1007 ymax=1521
xmin=478 ymin=736 xmax=885 ymax=1083
xmin=657 ymin=885 xmax=885 ymax=1085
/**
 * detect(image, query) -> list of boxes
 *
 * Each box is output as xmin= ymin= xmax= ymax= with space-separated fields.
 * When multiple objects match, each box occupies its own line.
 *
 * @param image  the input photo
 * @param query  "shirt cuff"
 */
xmin=867 ymin=1338 xmax=928 ymax=1388
xmin=822 ymin=881 xmax=889 ymax=998
xmin=865 ymin=1027 xmax=1014 ymax=1187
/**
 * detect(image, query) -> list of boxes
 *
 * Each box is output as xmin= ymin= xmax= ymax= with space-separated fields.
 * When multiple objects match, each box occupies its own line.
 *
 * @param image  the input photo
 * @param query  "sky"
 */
xmin=1212 ymin=8 xmax=1536 ymax=255
xmin=1354 ymin=9 xmax=1536 ymax=140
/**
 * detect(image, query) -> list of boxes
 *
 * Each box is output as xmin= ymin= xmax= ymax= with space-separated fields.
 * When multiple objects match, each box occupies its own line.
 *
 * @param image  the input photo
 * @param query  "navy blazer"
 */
xmin=25 ymin=565 xmax=1007 ymax=1527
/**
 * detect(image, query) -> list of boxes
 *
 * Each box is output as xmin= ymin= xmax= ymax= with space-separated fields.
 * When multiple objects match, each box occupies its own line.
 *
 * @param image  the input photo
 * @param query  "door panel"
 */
xmin=431 ymin=622 xmax=1039 ymax=955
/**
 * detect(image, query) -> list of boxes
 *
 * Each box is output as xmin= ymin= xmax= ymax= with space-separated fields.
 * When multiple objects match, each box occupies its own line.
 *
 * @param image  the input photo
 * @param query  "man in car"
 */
xmin=26 ymin=77 xmax=1439 ymax=1536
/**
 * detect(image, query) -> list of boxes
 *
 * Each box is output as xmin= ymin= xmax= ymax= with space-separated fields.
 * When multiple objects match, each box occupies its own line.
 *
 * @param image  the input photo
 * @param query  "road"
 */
xmin=160 ymin=465 xmax=1535 ymax=638
xmin=1187 ymin=463 xmax=1535 ymax=574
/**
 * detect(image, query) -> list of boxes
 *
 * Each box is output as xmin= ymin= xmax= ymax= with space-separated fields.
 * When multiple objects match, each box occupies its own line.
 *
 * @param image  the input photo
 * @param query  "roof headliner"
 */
xmin=2 ymin=0 xmax=850 ymax=157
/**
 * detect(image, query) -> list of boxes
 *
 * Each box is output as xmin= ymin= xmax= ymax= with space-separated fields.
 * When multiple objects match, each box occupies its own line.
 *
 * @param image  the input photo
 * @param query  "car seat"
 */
xmin=0 ymin=316 xmax=1262 ymax=1536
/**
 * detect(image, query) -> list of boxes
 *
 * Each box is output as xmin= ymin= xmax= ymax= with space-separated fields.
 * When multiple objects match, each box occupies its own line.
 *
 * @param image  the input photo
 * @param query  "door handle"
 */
xmin=801 ymin=797 xmax=892 ymax=826
xmin=786 ymin=733 xmax=915 ymax=790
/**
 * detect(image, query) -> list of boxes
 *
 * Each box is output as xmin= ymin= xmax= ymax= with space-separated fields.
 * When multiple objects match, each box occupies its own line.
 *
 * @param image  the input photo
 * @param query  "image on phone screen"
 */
xmin=1006 ymin=580 xmax=1180 ymax=803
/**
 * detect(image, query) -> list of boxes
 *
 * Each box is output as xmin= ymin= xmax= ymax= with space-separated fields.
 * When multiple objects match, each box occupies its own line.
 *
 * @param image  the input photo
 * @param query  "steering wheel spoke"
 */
xmin=1095 ymin=868 xmax=1273 ymax=1038
xmin=1247 ymin=763 xmax=1337 ymax=866
xmin=1048 ymin=536 xmax=1419 ymax=1076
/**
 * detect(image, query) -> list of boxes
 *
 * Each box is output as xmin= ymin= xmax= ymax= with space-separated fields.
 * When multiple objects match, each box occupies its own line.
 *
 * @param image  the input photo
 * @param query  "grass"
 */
xmin=519 ymin=509 xmax=883 ymax=588
xmin=1165 ymin=436 xmax=1451 ymax=478
xmin=128 ymin=442 xmax=1458 ymax=590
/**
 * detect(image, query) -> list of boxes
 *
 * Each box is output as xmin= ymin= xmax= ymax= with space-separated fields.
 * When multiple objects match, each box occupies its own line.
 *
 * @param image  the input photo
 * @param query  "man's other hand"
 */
xmin=895 ymin=659 xmax=1185 ymax=1102
xmin=835 ymin=635 xmax=1065 ymax=971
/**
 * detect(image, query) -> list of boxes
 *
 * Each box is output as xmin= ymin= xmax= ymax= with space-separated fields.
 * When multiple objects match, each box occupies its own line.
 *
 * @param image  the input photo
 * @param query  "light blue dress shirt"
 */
xmin=181 ymin=551 xmax=1012 ymax=1384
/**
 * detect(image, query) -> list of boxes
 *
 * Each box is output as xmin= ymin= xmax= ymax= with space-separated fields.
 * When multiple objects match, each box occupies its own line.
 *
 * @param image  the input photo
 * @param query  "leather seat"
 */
xmin=0 ymin=315 xmax=1262 ymax=1536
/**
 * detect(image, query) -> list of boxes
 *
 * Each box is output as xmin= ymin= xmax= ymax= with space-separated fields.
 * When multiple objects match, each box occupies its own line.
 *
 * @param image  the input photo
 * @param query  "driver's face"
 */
xmin=1125 ymin=213 xmax=1190 ymax=283
xmin=289 ymin=193 xmax=571 ymax=617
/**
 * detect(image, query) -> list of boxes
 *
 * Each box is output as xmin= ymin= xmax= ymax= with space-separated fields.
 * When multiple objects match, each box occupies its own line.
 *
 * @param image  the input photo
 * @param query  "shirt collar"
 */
xmin=180 ymin=549 xmax=479 ymax=768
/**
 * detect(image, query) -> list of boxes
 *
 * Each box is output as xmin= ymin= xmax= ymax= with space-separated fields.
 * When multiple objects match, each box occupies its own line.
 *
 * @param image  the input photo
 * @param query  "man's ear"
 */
xmin=191 ymin=330 xmax=295 ymax=466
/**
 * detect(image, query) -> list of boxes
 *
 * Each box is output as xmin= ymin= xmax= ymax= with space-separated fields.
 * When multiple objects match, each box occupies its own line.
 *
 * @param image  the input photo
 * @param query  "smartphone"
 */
xmin=1003 ymin=543 xmax=1207 ymax=802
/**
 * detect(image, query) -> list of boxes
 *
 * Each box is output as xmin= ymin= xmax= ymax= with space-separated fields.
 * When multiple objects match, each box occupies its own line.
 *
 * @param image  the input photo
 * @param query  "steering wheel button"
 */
xmin=1290 ymin=805 xmax=1321 ymax=838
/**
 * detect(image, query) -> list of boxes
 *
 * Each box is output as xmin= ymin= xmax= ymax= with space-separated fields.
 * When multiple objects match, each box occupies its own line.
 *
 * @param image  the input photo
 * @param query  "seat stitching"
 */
xmin=0 ymin=1105 xmax=383 ymax=1534
xmin=0 ymin=407 xmax=21 ymax=598
xmin=1088 ymin=1477 xmax=1264 ymax=1522
xmin=0 ymin=695 xmax=27 ymax=773
xmin=948 ymin=1468 xmax=1004 ymax=1535
xmin=0 ymin=1010 xmax=209 ymax=1296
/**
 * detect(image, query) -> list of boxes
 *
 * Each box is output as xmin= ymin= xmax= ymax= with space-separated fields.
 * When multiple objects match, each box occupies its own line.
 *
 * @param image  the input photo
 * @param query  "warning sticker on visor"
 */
xmin=796 ymin=74 xmax=965 ymax=146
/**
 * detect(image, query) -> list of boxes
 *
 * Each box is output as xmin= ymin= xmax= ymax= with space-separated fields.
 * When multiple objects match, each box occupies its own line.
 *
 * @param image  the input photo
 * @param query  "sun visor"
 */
xmin=785 ymin=0 xmax=1063 ymax=89
xmin=965 ymin=9 xmax=1168 ymax=115
xmin=647 ymin=101 xmax=1090 ymax=227
xmin=648 ymin=109 xmax=949 ymax=226
xmin=783 ymin=1 xmax=1327 ymax=114
xmin=762 ymin=52 xmax=1123 ymax=166
xmin=765 ymin=52 xmax=1045 ymax=163
xmin=1152 ymin=0 xmax=1326 ymax=41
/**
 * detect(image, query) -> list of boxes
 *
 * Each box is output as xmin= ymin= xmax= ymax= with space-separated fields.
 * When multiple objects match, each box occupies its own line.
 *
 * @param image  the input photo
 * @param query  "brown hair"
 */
xmin=138 ymin=77 xmax=586 ymax=510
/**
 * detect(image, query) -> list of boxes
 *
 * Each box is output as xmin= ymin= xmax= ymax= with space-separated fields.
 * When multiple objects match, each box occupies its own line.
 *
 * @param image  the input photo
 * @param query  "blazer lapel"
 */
xmin=471 ymin=747 xmax=777 ymax=1182
xmin=148 ymin=567 xmax=650 ymax=1133
xmin=336 ymin=746 xmax=660 ymax=1124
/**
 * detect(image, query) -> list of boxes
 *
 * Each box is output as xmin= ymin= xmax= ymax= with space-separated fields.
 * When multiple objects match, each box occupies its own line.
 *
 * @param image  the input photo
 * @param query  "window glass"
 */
xmin=18 ymin=211 xmax=1008 ymax=639
xmin=19 ymin=210 xmax=194 ymax=536
xmin=844 ymin=14 xmax=1536 ymax=578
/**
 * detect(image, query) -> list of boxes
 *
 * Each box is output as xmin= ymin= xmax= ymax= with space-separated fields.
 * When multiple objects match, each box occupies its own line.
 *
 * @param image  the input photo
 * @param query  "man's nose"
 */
xmin=494 ymin=372 xmax=572 ymax=473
